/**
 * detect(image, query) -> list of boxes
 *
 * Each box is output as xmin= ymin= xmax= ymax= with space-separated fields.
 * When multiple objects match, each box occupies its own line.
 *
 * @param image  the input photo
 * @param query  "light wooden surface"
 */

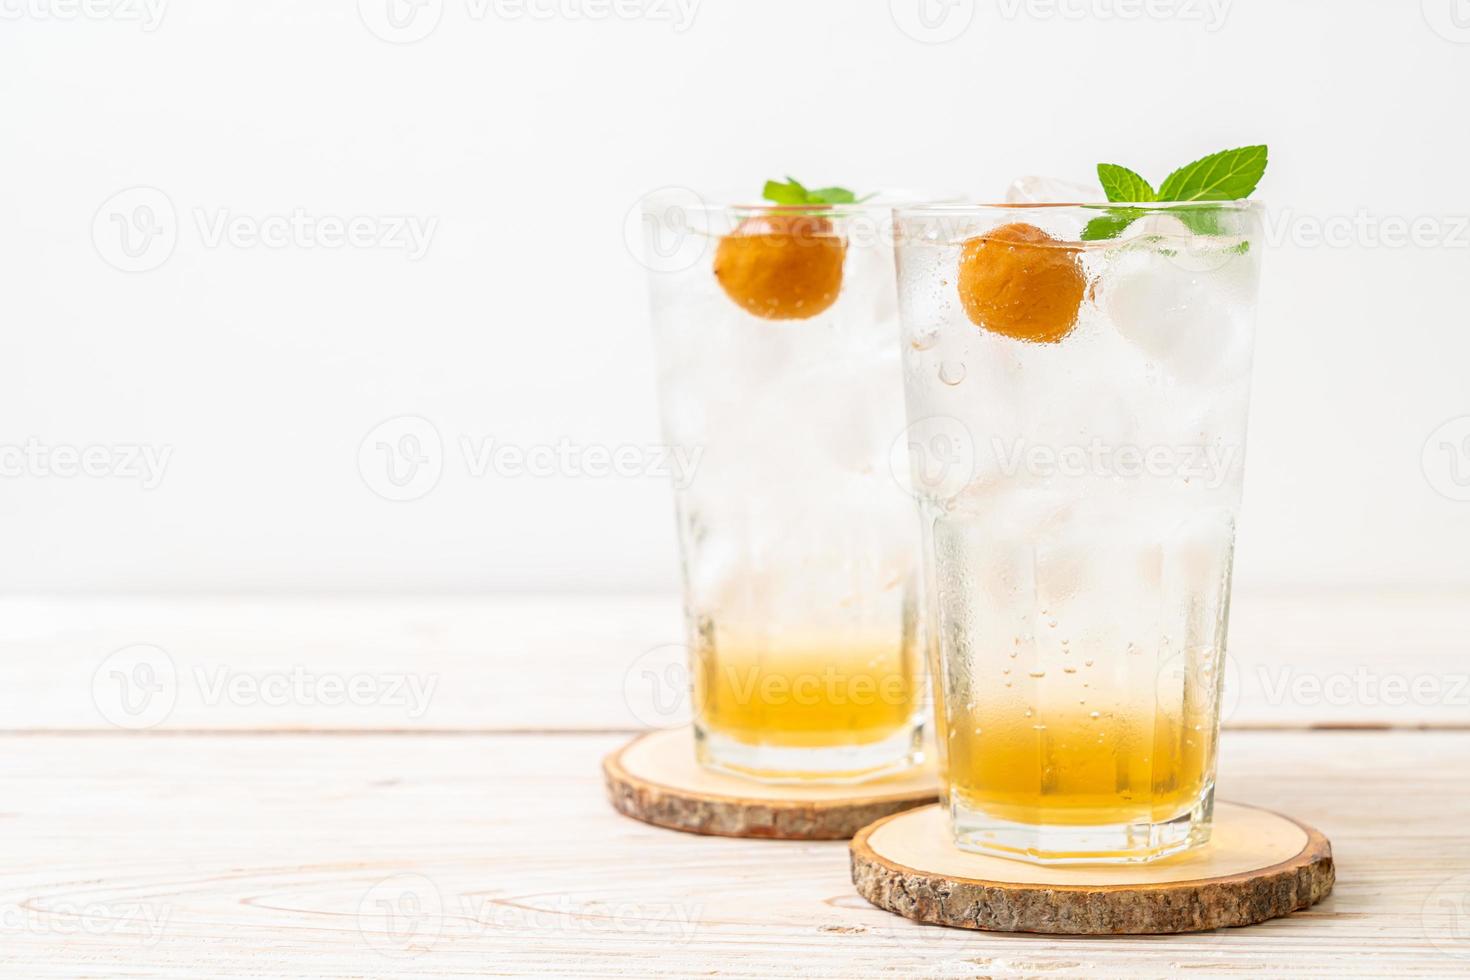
xmin=1 ymin=592 xmax=1468 ymax=976
xmin=3 ymin=588 xmax=1467 ymax=732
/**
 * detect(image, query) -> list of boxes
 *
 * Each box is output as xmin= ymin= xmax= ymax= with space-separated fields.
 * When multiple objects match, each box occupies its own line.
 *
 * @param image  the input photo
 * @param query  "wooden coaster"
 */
xmin=602 ymin=727 xmax=940 ymax=840
xmin=851 ymin=802 xmax=1334 ymax=934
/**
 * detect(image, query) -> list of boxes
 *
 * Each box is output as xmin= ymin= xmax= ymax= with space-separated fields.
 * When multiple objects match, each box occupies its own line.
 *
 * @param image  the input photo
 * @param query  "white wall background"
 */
xmin=0 ymin=0 xmax=1466 ymax=593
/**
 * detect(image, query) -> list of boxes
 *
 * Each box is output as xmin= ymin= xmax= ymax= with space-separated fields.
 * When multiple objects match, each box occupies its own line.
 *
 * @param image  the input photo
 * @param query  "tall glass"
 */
xmin=893 ymin=202 xmax=1263 ymax=861
xmin=643 ymin=193 xmax=925 ymax=782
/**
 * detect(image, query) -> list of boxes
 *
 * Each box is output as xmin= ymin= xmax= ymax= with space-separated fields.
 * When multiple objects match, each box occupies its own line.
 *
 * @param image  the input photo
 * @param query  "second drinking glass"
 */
xmin=893 ymin=201 xmax=1264 ymax=862
xmin=644 ymin=191 xmax=925 ymax=782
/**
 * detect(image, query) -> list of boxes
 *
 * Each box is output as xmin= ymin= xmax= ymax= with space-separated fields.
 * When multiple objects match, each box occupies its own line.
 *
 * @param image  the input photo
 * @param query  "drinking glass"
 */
xmin=642 ymin=193 xmax=925 ymax=782
xmin=893 ymin=201 xmax=1263 ymax=861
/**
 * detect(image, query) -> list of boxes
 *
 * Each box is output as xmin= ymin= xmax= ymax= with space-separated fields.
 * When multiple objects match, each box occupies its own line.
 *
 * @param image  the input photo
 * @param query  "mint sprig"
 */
xmin=1096 ymin=164 xmax=1156 ymax=204
xmin=762 ymin=176 xmax=871 ymax=207
xmin=1081 ymin=145 xmax=1267 ymax=241
xmin=1157 ymin=145 xmax=1268 ymax=201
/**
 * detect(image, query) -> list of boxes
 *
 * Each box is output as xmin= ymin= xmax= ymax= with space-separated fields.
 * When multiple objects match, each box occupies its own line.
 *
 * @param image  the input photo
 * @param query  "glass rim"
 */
xmin=640 ymin=188 xmax=966 ymax=216
xmin=893 ymin=199 xmax=1266 ymax=218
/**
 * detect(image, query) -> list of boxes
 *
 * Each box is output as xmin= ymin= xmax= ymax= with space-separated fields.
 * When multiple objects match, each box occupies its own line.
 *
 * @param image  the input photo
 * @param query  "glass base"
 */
xmin=693 ymin=720 xmax=924 ymax=785
xmin=950 ymin=788 xmax=1215 ymax=865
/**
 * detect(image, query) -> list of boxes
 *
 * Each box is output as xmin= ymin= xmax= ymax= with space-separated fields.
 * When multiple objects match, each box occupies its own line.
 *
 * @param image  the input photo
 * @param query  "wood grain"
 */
xmin=602 ymin=727 xmax=939 ymax=839
xmin=851 ymin=803 xmax=1334 ymax=934
xmin=0 ymin=730 xmax=1467 ymax=977
xmin=1 ymin=589 xmax=1467 ymax=733
xmin=1 ymin=593 xmax=1467 ymax=975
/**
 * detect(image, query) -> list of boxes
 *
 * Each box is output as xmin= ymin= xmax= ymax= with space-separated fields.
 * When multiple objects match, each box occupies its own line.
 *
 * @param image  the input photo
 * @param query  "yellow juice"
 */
xmin=946 ymin=704 xmax=1213 ymax=826
xmin=693 ymin=638 xmax=920 ymax=749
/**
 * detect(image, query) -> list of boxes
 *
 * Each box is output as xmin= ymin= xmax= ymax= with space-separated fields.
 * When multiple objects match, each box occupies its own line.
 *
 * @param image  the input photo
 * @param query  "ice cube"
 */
xmin=1099 ymin=236 xmax=1257 ymax=384
xmin=1005 ymin=176 xmax=1105 ymax=205
xmin=1119 ymin=213 xmax=1193 ymax=241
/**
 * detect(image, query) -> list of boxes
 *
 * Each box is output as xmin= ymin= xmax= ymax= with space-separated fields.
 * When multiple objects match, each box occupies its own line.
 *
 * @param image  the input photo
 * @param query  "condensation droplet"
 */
xmin=1063 ymin=666 xmax=1077 ymax=674
xmin=911 ymin=329 xmax=940 ymax=352
xmin=1028 ymin=670 xmax=1046 ymax=679
xmin=939 ymin=360 xmax=967 ymax=386
xmin=1089 ymin=711 xmax=1101 ymax=720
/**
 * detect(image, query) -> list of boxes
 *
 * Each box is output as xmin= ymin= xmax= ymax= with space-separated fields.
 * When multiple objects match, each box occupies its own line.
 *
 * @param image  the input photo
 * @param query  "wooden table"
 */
xmin=2 ymin=590 xmax=1468 ymax=977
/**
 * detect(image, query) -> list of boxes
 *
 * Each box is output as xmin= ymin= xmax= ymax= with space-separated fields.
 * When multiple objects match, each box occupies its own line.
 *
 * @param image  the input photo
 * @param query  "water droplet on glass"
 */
xmin=1027 ymin=670 xmax=1045 ymax=679
xmin=1063 ymin=666 xmax=1077 ymax=674
xmin=1089 ymin=711 xmax=1101 ymax=720
xmin=911 ymin=328 xmax=940 ymax=352
xmin=1084 ymin=659 xmax=1094 ymax=668
xmin=1023 ymin=707 xmax=1034 ymax=718
xmin=939 ymin=360 xmax=967 ymax=386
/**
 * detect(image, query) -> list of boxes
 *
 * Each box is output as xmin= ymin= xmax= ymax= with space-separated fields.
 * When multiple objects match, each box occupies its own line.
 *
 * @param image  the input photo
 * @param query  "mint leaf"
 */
xmin=1097 ymin=164 xmax=1156 ymax=203
xmin=1170 ymin=204 xmax=1226 ymax=236
xmin=762 ymin=179 xmax=808 ymax=205
xmin=1156 ymin=145 xmax=1268 ymax=202
xmin=807 ymin=187 xmax=857 ymax=204
xmin=1082 ymin=144 xmax=1268 ymax=241
xmin=1081 ymin=209 xmax=1145 ymax=242
xmin=761 ymin=177 xmax=864 ymax=207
